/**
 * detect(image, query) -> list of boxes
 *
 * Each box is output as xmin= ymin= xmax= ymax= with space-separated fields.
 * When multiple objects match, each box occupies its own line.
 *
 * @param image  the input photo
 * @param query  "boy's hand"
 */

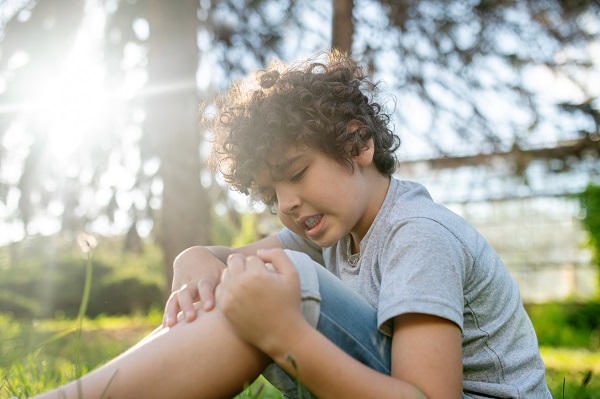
xmin=163 ymin=246 xmax=226 ymax=327
xmin=216 ymin=249 xmax=309 ymax=356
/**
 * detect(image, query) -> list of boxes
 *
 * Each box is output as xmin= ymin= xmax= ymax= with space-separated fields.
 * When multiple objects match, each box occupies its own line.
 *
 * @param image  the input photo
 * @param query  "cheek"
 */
xmin=278 ymin=213 xmax=307 ymax=238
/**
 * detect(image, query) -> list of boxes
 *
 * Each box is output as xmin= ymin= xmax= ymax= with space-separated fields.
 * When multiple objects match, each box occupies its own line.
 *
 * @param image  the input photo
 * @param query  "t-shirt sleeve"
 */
xmin=377 ymin=217 xmax=470 ymax=334
xmin=277 ymin=228 xmax=324 ymax=265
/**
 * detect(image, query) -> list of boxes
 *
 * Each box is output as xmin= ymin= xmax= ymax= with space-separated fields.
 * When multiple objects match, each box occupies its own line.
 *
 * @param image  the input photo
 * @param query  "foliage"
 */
xmin=526 ymin=301 xmax=600 ymax=349
xmin=370 ymin=1 xmax=600 ymax=155
xmin=1 ymin=0 xmax=598 ymax=268
xmin=0 ymin=235 xmax=165 ymax=319
xmin=0 ymin=209 xmax=272 ymax=320
xmin=210 ymin=210 xmax=282 ymax=247
xmin=579 ymin=184 xmax=600 ymax=267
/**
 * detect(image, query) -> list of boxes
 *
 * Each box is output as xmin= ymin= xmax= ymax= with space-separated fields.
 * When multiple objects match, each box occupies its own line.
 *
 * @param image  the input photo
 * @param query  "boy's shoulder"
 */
xmin=375 ymin=178 xmax=484 ymax=248
xmin=379 ymin=178 xmax=459 ymax=225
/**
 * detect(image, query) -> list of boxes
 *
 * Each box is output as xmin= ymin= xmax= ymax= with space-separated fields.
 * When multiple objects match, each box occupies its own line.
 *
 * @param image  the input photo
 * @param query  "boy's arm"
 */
xmin=218 ymin=249 xmax=463 ymax=399
xmin=270 ymin=314 xmax=463 ymax=399
xmin=261 ymin=314 xmax=462 ymax=399
xmin=163 ymin=234 xmax=283 ymax=327
xmin=210 ymin=233 xmax=285 ymax=262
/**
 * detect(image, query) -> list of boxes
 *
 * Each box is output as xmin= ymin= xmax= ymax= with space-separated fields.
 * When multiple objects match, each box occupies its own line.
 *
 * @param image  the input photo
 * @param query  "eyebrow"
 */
xmin=272 ymin=154 xmax=304 ymax=173
xmin=255 ymin=154 xmax=305 ymax=193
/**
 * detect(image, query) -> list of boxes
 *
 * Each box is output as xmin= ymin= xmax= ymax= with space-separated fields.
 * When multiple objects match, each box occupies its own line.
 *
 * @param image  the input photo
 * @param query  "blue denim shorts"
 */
xmin=262 ymin=250 xmax=392 ymax=399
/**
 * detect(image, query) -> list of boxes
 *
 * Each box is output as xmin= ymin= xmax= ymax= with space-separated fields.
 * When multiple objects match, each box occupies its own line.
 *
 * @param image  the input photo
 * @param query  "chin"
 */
xmin=308 ymin=235 xmax=339 ymax=249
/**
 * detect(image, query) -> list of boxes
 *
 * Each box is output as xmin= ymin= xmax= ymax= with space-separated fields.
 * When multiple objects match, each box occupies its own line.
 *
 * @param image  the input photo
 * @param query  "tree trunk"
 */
xmin=332 ymin=0 xmax=354 ymax=53
xmin=145 ymin=0 xmax=210 ymax=293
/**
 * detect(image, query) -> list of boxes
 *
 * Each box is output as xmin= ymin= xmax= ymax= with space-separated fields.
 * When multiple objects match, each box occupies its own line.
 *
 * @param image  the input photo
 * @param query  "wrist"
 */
xmin=174 ymin=246 xmax=226 ymax=272
xmin=175 ymin=245 xmax=212 ymax=261
xmin=206 ymin=245 xmax=235 ymax=265
xmin=263 ymin=316 xmax=313 ymax=361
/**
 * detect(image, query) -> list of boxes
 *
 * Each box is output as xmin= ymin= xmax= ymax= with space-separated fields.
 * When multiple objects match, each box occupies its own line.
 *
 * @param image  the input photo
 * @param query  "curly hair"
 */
xmin=207 ymin=49 xmax=401 ymax=197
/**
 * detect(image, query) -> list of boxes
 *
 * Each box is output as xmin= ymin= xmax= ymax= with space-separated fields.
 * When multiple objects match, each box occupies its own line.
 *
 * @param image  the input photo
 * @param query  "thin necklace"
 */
xmin=346 ymin=234 xmax=360 ymax=267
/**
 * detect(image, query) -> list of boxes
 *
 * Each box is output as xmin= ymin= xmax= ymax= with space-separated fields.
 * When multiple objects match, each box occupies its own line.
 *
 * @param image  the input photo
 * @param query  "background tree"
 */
xmin=99 ymin=0 xmax=297 ymax=287
xmin=0 ymin=0 xmax=598 ymax=292
xmin=101 ymin=0 xmax=212 ymax=289
xmin=332 ymin=0 xmax=353 ymax=53
xmin=0 ymin=0 xmax=295 ymax=289
xmin=340 ymin=1 xmax=599 ymax=162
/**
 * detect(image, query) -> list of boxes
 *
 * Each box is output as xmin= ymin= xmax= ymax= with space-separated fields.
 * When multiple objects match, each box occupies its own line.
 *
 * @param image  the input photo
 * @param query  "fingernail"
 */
xmin=203 ymin=300 xmax=213 ymax=309
xmin=186 ymin=310 xmax=195 ymax=319
xmin=165 ymin=316 xmax=173 ymax=326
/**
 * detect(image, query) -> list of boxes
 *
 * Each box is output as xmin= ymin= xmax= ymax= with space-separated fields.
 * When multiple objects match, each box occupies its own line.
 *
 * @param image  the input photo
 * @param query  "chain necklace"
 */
xmin=346 ymin=235 xmax=360 ymax=267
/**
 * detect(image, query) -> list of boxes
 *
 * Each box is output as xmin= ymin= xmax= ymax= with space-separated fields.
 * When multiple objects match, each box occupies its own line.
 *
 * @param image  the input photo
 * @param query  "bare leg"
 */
xmin=32 ymin=305 xmax=270 ymax=399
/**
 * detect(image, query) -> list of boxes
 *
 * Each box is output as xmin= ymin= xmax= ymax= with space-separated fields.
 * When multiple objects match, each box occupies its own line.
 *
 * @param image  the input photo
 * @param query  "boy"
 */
xmin=33 ymin=50 xmax=551 ymax=399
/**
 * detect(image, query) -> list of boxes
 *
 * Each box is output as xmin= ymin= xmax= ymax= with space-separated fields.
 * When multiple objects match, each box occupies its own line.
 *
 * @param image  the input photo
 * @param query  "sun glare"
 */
xmin=0 ymin=4 xmax=122 ymax=244
xmin=31 ymin=11 xmax=108 ymax=162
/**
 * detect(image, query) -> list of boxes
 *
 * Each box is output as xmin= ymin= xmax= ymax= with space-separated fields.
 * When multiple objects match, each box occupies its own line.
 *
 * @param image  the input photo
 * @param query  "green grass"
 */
xmin=542 ymin=347 xmax=600 ymax=398
xmin=0 ymin=313 xmax=282 ymax=399
xmin=1 ymin=313 xmax=598 ymax=398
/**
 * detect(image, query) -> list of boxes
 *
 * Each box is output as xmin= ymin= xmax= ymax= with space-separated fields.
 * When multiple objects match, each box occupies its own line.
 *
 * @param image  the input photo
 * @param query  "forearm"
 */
xmin=187 ymin=232 xmax=284 ymax=265
xmin=175 ymin=245 xmax=230 ymax=267
xmin=269 ymin=323 xmax=425 ymax=399
xmin=183 ymin=245 xmax=264 ymax=267
xmin=205 ymin=245 xmax=235 ymax=264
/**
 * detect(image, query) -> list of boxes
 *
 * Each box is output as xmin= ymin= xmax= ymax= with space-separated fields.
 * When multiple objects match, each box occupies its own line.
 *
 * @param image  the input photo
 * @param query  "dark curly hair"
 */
xmin=207 ymin=49 xmax=400 ymax=197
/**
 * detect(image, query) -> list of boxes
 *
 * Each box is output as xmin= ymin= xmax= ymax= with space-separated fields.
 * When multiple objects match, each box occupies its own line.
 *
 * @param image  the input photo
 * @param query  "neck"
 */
xmin=349 ymin=172 xmax=391 ymax=250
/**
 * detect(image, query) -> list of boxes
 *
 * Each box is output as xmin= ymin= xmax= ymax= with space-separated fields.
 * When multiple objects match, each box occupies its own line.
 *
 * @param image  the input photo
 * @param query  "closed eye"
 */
xmin=259 ymin=190 xmax=278 ymax=206
xmin=290 ymin=167 xmax=308 ymax=182
xmin=266 ymin=194 xmax=278 ymax=205
xmin=263 ymin=193 xmax=279 ymax=214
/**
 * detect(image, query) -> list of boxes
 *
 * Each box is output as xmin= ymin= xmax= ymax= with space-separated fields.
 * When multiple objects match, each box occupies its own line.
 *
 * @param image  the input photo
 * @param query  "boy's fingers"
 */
xmin=198 ymin=277 xmax=217 ymax=310
xmin=163 ymin=293 xmax=181 ymax=327
xmin=177 ymin=284 xmax=198 ymax=322
xmin=256 ymin=249 xmax=294 ymax=274
xmin=244 ymin=255 xmax=271 ymax=273
xmin=227 ymin=253 xmax=246 ymax=275
xmin=264 ymin=262 xmax=275 ymax=272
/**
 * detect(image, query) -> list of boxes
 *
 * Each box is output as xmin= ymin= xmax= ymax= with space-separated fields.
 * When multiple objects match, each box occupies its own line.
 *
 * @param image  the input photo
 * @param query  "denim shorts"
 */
xmin=262 ymin=250 xmax=392 ymax=399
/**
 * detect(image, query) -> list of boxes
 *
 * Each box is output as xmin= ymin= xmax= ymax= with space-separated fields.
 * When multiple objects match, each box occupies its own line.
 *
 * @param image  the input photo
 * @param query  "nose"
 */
xmin=277 ymin=185 xmax=300 ymax=215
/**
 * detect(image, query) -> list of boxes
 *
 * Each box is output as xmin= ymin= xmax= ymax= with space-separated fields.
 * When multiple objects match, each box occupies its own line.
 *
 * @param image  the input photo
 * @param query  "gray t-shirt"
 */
xmin=277 ymin=178 xmax=551 ymax=399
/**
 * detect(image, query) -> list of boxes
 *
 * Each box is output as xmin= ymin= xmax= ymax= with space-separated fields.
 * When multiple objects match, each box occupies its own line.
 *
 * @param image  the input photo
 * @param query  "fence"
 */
xmin=446 ymin=196 xmax=596 ymax=303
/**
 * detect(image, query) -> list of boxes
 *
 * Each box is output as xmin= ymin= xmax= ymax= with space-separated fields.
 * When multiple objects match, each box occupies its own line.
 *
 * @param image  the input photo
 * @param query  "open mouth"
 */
xmin=303 ymin=214 xmax=324 ymax=236
xmin=304 ymin=215 xmax=321 ymax=229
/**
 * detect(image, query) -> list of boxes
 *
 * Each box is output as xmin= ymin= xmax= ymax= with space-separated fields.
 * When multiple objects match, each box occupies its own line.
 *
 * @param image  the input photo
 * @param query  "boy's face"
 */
xmin=253 ymin=145 xmax=380 ymax=247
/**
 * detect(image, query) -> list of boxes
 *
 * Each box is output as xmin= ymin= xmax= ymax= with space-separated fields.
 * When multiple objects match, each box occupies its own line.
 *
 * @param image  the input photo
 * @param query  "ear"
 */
xmin=346 ymin=120 xmax=374 ymax=167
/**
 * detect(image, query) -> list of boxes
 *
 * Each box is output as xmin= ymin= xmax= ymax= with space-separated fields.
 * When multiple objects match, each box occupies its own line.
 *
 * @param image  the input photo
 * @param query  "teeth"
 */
xmin=305 ymin=215 xmax=320 ymax=229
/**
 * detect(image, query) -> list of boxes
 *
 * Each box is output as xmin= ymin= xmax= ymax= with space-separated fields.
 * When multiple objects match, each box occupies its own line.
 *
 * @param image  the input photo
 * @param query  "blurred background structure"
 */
xmin=399 ymin=147 xmax=598 ymax=302
xmin=0 ymin=0 xmax=599 ymax=308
